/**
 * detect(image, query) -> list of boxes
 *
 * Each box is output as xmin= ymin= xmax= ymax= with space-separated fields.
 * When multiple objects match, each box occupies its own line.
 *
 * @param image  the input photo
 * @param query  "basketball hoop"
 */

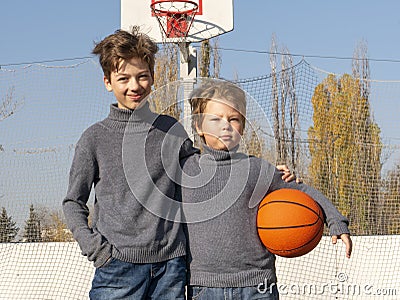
xmin=150 ymin=0 xmax=199 ymax=41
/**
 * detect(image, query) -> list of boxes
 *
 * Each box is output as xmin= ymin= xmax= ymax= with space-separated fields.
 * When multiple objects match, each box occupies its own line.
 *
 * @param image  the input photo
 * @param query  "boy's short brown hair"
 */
xmin=92 ymin=26 xmax=158 ymax=81
xmin=189 ymin=80 xmax=247 ymax=143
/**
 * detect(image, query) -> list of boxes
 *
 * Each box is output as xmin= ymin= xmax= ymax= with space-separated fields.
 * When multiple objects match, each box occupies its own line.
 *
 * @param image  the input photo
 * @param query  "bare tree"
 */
xmin=270 ymin=34 xmax=280 ymax=163
xmin=1 ymin=86 xmax=20 ymax=122
xmin=212 ymin=37 xmax=221 ymax=78
xmin=199 ymin=39 xmax=211 ymax=78
xmin=269 ymin=35 xmax=300 ymax=173
xmin=283 ymin=48 xmax=300 ymax=173
xmin=351 ymin=40 xmax=382 ymax=233
xmin=352 ymin=39 xmax=370 ymax=99
xmin=198 ymin=38 xmax=221 ymax=78
xmin=31 ymin=206 xmax=74 ymax=242
xmin=151 ymin=44 xmax=181 ymax=119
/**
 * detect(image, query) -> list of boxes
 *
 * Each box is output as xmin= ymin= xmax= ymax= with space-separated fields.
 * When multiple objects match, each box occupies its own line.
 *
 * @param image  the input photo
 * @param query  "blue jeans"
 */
xmin=187 ymin=284 xmax=279 ymax=300
xmin=89 ymin=256 xmax=186 ymax=299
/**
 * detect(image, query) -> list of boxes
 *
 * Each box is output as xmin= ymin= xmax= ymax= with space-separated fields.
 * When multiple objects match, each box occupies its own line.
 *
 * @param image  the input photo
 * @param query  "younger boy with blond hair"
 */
xmin=181 ymin=79 xmax=352 ymax=300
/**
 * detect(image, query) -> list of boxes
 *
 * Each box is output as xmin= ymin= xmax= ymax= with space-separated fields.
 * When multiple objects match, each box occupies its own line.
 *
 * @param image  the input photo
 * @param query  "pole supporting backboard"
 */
xmin=179 ymin=44 xmax=197 ymax=136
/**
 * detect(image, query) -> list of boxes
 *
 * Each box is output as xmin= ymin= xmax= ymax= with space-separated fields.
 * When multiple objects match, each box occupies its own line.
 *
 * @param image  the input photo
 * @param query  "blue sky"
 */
xmin=1 ymin=0 xmax=399 ymax=153
xmin=2 ymin=0 xmax=398 ymax=151
xmin=1 ymin=1 xmax=400 ymax=79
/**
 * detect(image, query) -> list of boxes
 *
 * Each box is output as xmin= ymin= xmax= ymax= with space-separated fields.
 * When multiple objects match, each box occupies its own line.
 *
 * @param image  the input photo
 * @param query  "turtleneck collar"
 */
xmin=108 ymin=101 xmax=155 ymax=122
xmin=103 ymin=101 xmax=157 ymax=133
xmin=201 ymin=143 xmax=242 ymax=162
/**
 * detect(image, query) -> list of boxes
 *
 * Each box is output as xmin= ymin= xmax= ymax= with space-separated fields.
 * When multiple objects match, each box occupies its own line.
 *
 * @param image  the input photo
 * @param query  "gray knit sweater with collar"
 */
xmin=63 ymin=102 xmax=196 ymax=268
xmin=181 ymin=144 xmax=350 ymax=288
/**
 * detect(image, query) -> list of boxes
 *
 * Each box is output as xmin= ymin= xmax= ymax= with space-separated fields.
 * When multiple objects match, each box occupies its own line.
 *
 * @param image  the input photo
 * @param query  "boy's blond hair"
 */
xmin=92 ymin=26 xmax=158 ymax=81
xmin=189 ymin=81 xmax=247 ymax=143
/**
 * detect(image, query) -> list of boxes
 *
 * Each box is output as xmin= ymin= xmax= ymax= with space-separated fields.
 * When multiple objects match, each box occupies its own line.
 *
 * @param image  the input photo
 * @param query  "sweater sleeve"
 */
xmin=267 ymin=168 xmax=350 ymax=236
xmin=179 ymin=138 xmax=200 ymax=160
xmin=62 ymin=141 xmax=112 ymax=268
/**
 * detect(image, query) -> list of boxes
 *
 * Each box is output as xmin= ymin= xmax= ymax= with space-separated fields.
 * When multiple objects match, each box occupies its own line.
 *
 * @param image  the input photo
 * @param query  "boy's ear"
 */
xmin=195 ymin=122 xmax=204 ymax=137
xmin=103 ymin=76 xmax=113 ymax=92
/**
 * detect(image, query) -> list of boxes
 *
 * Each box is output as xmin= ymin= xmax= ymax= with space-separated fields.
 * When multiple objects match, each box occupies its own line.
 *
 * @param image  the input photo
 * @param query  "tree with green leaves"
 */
xmin=382 ymin=164 xmax=400 ymax=234
xmin=0 ymin=207 xmax=19 ymax=242
xmin=308 ymin=73 xmax=382 ymax=234
xmin=23 ymin=204 xmax=42 ymax=242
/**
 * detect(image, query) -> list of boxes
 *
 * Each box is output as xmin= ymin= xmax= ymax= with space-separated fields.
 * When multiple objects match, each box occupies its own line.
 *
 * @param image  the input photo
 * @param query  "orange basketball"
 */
xmin=257 ymin=189 xmax=324 ymax=258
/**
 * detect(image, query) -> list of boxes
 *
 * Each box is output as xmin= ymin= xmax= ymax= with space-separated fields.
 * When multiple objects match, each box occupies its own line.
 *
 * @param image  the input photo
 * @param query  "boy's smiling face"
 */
xmin=104 ymin=57 xmax=153 ymax=110
xmin=197 ymin=99 xmax=244 ymax=151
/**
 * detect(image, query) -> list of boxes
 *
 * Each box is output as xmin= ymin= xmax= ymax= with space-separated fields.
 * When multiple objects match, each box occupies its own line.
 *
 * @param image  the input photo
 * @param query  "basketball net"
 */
xmin=150 ymin=0 xmax=199 ymax=62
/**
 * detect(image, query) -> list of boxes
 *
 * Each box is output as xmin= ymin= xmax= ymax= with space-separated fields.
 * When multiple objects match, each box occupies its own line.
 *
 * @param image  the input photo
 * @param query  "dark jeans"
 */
xmin=89 ymin=256 xmax=186 ymax=299
xmin=187 ymin=284 xmax=279 ymax=300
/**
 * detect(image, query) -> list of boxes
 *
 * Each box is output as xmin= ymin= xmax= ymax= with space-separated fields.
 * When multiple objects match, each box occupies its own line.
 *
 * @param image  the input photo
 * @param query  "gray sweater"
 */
xmin=63 ymin=102 xmax=196 ymax=268
xmin=181 ymin=144 xmax=350 ymax=288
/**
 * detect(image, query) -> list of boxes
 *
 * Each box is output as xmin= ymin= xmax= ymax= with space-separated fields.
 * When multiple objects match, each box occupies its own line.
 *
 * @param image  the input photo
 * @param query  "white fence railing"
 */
xmin=0 ymin=236 xmax=399 ymax=299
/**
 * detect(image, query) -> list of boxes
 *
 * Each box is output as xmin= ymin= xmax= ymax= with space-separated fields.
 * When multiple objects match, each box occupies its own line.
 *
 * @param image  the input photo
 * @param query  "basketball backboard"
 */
xmin=121 ymin=0 xmax=234 ymax=43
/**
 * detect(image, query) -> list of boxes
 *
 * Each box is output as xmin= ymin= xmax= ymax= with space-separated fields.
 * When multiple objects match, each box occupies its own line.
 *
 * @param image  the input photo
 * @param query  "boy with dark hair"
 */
xmin=181 ymin=79 xmax=352 ymax=300
xmin=62 ymin=27 xmax=195 ymax=299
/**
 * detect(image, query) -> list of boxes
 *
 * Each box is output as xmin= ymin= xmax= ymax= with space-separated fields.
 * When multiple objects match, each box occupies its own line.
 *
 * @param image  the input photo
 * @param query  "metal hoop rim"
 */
xmin=150 ymin=0 xmax=199 ymax=16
